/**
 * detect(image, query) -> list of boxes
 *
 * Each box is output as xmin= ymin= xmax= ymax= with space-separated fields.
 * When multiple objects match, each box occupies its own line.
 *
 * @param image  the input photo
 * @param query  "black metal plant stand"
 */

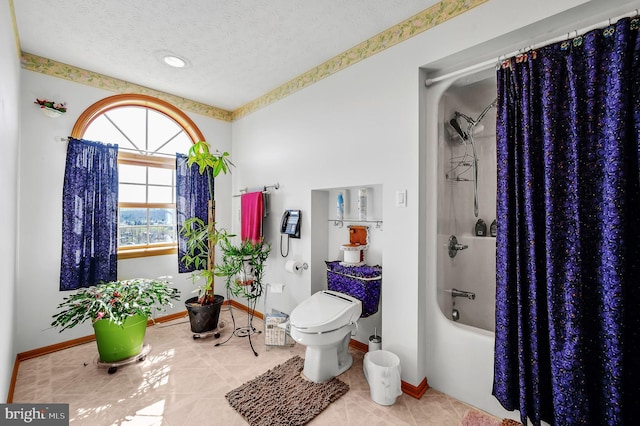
xmin=215 ymin=287 xmax=262 ymax=356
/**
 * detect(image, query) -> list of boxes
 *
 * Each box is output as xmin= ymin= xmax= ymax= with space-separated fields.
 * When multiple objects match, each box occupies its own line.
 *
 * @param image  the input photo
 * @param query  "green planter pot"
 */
xmin=93 ymin=314 xmax=148 ymax=363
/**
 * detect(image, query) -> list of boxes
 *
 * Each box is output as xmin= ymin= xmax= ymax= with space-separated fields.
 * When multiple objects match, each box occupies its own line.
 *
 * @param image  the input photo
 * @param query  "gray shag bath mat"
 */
xmin=225 ymin=355 xmax=349 ymax=425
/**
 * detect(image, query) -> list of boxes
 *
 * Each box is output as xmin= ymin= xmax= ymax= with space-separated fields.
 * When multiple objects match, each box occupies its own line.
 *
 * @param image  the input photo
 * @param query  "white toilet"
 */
xmin=289 ymin=290 xmax=362 ymax=383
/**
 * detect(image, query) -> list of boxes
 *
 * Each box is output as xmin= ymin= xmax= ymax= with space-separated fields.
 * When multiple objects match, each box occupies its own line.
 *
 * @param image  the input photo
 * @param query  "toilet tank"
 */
xmin=326 ymin=261 xmax=382 ymax=317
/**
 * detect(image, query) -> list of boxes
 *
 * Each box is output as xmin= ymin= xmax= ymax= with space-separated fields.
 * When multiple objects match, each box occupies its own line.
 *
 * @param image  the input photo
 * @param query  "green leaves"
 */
xmin=186 ymin=141 xmax=234 ymax=178
xmin=180 ymin=217 xmax=213 ymax=271
xmin=215 ymin=236 xmax=271 ymax=301
xmin=51 ymin=278 xmax=180 ymax=332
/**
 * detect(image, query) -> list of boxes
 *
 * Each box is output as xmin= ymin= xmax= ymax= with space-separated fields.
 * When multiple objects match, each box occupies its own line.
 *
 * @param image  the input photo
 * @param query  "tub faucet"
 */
xmin=451 ymin=288 xmax=476 ymax=300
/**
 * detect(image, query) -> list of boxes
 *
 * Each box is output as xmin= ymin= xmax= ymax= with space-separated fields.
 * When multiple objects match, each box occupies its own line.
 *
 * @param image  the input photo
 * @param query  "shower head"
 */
xmin=449 ymin=116 xmax=467 ymax=141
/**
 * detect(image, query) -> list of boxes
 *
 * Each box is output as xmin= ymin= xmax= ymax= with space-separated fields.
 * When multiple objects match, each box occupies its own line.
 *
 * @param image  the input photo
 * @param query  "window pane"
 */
xmin=148 ymin=110 xmax=182 ymax=154
xmin=148 ymin=167 xmax=172 ymax=186
xmin=119 ymin=164 xmax=147 ymax=184
xmin=119 ymin=208 xmax=148 ymax=246
xmin=105 ymin=107 xmax=147 ymax=151
xmin=119 ymin=208 xmax=147 ymax=226
xmin=149 ymin=226 xmax=176 ymax=244
xmin=148 ymin=185 xmax=172 ymax=203
xmin=119 ymin=183 xmax=146 ymax=203
xmin=160 ymin=132 xmax=193 ymax=155
xmin=149 ymin=208 xmax=176 ymax=244
xmin=119 ymin=226 xmax=148 ymax=246
xmin=149 ymin=208 xmax=175 ymax=225
xmin=82 ymin=115 xmax=131 ymax=146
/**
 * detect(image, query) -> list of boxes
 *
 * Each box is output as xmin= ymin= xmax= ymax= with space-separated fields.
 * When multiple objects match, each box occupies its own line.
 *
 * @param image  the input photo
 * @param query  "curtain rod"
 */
xmin=425 ymin=9 xmax=639 ymax=87
xmin=58 ymin=136 xmax=187 ymax=158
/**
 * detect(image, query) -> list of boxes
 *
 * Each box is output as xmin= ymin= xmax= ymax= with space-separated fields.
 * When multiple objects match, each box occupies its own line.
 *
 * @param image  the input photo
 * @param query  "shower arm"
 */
xmin=455 ymin=98 xmax=497 ymax=130
xmin=453 ymin=99 xmax=497 ymax=218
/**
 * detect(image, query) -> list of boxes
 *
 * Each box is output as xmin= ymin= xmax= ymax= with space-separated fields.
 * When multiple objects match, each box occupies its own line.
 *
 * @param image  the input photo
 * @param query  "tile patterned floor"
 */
xmin=12 ymin=307 xmax=498 ymax=425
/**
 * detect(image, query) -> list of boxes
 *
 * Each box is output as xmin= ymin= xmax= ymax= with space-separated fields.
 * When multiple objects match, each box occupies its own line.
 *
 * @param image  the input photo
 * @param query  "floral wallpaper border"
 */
xmin=232 ymin=0 xmax=488 ymax=120
xmin=20 ymin=53 xmax=233 ymax=122
xmin=19 ymin=0 xmax=487 ymax=122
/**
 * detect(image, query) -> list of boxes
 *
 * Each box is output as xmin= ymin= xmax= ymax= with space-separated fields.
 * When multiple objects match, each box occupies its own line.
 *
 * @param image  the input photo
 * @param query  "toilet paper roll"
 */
xmin=285 ymin=260 xmax=302 ymax=273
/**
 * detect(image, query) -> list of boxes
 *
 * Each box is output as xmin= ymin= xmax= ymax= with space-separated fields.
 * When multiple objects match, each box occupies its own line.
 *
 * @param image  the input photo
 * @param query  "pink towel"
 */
xmin=241 ymin=192 xmax=264 ymax=243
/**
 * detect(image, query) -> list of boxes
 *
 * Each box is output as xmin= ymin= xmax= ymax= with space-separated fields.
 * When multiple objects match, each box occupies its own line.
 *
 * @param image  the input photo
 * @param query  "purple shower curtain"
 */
xmin=493 ymin=17 xmax=640 ymax=425
xmin=60 ymin=138 xmax=118 ymax=290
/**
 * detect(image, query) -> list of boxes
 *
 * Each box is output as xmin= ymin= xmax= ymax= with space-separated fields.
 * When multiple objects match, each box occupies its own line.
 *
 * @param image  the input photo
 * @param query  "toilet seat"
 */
xmin=290 ymin=290 xmax=361 ymax=334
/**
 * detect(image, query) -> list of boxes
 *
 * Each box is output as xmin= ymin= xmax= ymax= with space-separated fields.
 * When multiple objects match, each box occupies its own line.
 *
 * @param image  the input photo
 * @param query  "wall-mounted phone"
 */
xmin=280 ymin=210 xmax=301 ymax=239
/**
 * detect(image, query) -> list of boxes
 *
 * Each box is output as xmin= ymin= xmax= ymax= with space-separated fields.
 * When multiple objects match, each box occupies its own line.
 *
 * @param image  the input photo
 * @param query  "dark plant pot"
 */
xmin=185 ymin=295 xmax=225 ymax=333
xmin=92 ymin=314 xmax=148 ymax=363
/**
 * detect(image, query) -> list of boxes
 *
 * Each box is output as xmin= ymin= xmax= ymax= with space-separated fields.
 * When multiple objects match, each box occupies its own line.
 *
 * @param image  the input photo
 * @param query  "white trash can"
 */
xmin=363 ymin=350 xmax=402 ymax=405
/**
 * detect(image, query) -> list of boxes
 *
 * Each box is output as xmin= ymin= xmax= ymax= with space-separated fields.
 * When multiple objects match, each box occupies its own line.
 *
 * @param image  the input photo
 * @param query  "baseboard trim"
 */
xmin=17 ymin=334 xmax=97 ymax=362
xmin=402 ymin=376 xmax=429 ymax=399
xmin=349 ymin=339 xmax=368 ymax=352
xmin=226 ymin=299 xmax=264 ymax=320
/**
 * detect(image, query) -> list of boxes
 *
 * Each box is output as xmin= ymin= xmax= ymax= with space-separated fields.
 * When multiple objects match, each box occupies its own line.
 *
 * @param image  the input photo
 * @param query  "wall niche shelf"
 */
xmin=330 ymin=219 xmax=383 ymax=229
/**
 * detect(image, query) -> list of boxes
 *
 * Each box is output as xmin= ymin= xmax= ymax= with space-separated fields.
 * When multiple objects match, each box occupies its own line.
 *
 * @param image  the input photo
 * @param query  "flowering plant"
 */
xmin=51 ymin=278 xmax=181 ymax=331
xmin=34 ymin=98 xmax=67 ymax=113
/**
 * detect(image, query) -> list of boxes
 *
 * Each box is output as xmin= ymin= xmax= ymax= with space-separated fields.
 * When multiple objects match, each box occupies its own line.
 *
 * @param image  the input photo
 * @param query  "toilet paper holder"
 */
xmin=285 ymin=260 xmax=309 ymax=273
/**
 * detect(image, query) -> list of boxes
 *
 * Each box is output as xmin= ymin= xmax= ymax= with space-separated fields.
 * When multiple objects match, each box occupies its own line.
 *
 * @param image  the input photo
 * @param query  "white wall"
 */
xmin=232 ymin=45 xmax=424 ymax=383
xmin=15 ymin=70 xmax=232 ymax=353
xmin=1 ymin=0 xmax=21 ymax=402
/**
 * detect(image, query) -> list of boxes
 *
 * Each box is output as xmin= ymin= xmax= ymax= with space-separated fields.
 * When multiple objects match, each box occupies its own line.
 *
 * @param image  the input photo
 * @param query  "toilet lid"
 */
xmin=290 ymin=290 xmax=362 ymax=333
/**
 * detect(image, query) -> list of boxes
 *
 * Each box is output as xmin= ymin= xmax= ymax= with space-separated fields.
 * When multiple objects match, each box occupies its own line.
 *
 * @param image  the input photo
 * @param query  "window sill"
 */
xmin=118 ymin=246 xmax=177 ymax=260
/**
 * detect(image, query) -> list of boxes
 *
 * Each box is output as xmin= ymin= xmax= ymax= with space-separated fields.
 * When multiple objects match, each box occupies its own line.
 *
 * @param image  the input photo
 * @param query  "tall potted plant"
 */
xmin=51 ymin=278 xmax=180 ymax=363
xmin=180 ymin=140 xmax=233 ymax=334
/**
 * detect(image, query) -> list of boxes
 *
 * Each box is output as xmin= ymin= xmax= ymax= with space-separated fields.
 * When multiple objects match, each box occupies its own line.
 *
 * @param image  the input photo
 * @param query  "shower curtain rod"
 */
xmin=425 ymin=9 xmax=638 ymax=87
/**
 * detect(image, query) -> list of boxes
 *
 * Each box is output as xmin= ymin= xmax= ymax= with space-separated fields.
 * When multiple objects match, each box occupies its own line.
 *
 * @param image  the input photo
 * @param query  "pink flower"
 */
xmin=97 ymin=312 xmax=105 ymax=319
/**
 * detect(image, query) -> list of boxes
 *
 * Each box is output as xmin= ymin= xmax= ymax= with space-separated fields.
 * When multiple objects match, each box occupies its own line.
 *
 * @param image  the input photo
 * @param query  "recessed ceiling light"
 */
xmin=163 ymin=55 xmax=187 ymax=68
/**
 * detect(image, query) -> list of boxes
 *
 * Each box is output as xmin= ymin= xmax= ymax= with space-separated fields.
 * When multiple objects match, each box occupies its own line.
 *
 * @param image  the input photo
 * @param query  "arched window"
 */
xmin=72 ymin=94 xmax=204 ymax=259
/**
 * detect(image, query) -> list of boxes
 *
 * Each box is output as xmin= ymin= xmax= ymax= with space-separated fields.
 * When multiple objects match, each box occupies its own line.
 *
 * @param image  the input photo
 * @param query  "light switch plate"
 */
xmin=396 ymin=190 xmax=407 ymax=207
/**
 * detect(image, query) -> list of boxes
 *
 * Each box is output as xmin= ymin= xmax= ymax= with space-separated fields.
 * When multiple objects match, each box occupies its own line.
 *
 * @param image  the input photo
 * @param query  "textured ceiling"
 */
xmin=15 ymin=0 xmax=439 ymax=112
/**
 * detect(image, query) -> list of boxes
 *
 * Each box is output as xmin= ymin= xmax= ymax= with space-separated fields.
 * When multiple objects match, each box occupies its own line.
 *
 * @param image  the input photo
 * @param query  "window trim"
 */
xmin=71 ymin=94 xmax=202 ymax=260
xmin=71 ymin=94 xmax=205 ymax=142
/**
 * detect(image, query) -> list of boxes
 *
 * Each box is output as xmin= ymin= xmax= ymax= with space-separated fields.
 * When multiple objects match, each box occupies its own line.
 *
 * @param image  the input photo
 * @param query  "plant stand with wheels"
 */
xmin=192 ymin=319 xmax=227 ymax=339
xmin=95 ymin=343 xmax=152 ymax=374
